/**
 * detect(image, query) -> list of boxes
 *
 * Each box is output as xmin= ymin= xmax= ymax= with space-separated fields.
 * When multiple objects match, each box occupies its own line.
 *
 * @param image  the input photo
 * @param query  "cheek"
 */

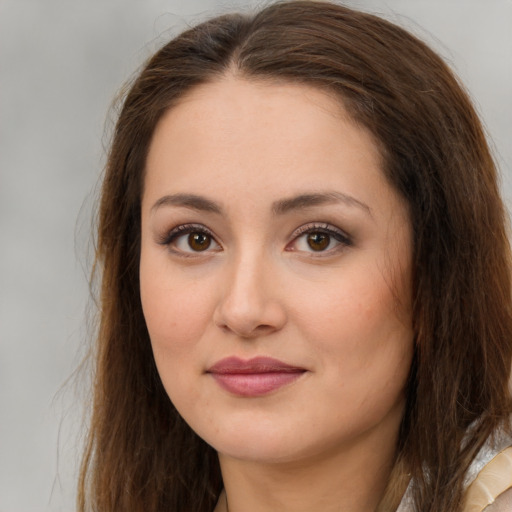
xmin=139 ymin=262 xmax=218 ymax=407
xmin=139 ymin=260 xmax=215 ymax=352
xmin=292 ymin=264 xmax=413 ymax=400
xmin=295 ymin=268 xmax=407 ymax=348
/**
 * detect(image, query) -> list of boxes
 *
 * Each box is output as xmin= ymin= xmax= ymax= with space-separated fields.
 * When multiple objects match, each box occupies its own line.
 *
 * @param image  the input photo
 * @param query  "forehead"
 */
xmin=144 ymin=78 xmax=390 ymax=205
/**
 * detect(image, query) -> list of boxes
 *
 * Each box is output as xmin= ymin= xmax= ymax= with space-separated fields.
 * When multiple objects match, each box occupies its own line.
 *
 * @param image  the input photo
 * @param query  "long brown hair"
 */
xmin=79 ymin=2 xmax=512 ymax=511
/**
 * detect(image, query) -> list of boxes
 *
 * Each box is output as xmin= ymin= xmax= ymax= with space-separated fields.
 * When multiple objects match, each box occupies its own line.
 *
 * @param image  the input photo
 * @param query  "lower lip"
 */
xmin=210 ymin=371 xmax=305 ymax=396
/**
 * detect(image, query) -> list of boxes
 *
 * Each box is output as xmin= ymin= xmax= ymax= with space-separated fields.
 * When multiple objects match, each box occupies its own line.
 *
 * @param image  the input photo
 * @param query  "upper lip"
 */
xmin=207 ymin=356 xmax=306 ymax=374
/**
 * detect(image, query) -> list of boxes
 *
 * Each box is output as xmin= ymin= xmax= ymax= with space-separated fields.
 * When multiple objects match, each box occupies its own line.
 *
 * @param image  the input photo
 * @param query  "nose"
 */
xmin=213 ymin=254 xmax=287 ymax=339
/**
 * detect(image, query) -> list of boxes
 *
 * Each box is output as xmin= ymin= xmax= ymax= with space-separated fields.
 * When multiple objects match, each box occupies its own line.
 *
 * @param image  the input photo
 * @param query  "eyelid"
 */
xmin=292 ymin=222 xmax=350 ymax=240
xmin=287 ymin=222 xmax=353 ymax=254
xmin=156 ymin=221 xmax=351 ymax=256
xmin=157 ymin=223 xmax=221 ymax=255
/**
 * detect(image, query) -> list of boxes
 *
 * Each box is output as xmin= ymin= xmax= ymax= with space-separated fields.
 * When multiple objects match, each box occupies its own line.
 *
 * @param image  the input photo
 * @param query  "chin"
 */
xmin=201 ymin=421 xmax=347 ymax=466
xmin=216 ymin=438 xmax=309 ymax=465
xmin=196 ymin=417 xmax=309 ymax=463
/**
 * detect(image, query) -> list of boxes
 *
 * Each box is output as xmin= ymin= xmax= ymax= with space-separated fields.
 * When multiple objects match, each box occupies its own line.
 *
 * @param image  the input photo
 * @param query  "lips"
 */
xmin=207 ymin=356 xmax=306 ymax=396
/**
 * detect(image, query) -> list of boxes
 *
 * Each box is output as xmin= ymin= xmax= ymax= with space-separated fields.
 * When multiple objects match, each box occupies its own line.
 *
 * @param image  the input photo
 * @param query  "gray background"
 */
xmin=1 ymin=1 xmax=511 ymax=511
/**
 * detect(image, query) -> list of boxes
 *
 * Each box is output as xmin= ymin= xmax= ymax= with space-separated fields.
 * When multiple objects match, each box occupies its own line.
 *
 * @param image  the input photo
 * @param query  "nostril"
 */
xmin=213 ymin=303 xmax=286 ymax=339
xmin=215 ymin=320 xmax=276 ymax=339
xmin=251 ymin=324 xmax=277 ymax=336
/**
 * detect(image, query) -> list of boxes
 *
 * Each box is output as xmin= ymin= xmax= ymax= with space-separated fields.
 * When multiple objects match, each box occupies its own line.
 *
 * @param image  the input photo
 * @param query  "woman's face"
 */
xmin=140 ymin=78 xmax=414 ymax=464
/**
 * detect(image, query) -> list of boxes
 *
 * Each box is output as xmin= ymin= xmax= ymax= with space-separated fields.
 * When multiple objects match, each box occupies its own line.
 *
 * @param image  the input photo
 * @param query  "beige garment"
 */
xmin=464 ymin=447 xmax=512 ymax=512
xmin=484 ymin=488 xmax=512 ymax=512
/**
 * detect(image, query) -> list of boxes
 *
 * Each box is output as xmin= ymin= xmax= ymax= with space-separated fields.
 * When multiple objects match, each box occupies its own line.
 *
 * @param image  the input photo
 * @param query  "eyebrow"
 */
xmin=151 ymin=191 xmax=371 ymax=216
xmin=151 ymin=193 xmax=222 ymax=214
xmin=272 ymin=192 xmax=371 ymax=216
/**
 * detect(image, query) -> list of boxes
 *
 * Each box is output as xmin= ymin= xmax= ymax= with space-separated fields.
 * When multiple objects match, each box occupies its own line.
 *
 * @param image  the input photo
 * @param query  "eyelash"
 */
xmin=158 ymin=222 xmax=352 ymax=257
xmin=157 ymin=223 xmax=220 ymax=257
xmin=288 ymin=223 xmax=352 ymax=255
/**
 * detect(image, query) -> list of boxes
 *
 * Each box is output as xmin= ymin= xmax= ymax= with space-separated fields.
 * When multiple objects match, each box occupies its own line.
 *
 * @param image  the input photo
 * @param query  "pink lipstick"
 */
xmin=207 ymin=356 xmax=306 ymax=396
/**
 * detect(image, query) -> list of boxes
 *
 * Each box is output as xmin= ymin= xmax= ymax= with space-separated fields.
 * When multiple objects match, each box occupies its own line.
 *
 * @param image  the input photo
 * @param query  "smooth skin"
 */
xmin=140 ymin=77 xmax=414 ymax=512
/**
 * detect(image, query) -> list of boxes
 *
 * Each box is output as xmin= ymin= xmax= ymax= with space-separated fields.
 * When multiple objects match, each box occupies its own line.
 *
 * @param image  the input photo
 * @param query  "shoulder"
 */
xmin=397 ymin=426 xmax=512 ymax=512
xmin=482 ymin=487 xmax=512 ymax=512
xmin=464 ymin=435 xmax=512 ymax=512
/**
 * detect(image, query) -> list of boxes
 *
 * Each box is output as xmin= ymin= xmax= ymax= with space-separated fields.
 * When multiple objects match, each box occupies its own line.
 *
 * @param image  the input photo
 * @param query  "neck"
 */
xmin=218 ymin=408 xmax=404 ymax=512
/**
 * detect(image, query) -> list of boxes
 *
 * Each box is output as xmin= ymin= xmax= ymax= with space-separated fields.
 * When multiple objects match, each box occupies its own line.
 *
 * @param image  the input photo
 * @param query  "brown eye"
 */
xmin=161 ymin=224 xmax=221 ymax=256
xmin=307 ymin=232 xmax=330 ymax=251
xmin=188 ymin=232 xmax=212 ymax=251
xmin=288 ymin=223 xmax=352 ymax=255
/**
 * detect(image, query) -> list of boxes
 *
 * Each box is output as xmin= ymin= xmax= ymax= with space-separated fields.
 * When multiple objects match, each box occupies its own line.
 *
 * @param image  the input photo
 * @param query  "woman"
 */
xmin=79 ymin=1 xmax=512 ymax=511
